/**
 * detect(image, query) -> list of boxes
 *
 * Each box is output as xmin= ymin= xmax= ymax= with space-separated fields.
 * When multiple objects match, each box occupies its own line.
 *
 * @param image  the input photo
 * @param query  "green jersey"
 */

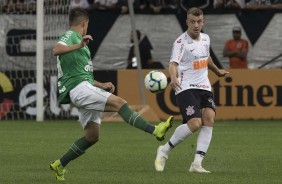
xmin=57 ymin=30 xmax=94 ymax=104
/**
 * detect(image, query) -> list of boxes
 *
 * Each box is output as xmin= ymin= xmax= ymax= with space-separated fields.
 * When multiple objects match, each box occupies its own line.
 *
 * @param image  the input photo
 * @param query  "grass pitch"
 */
xmin=0 ymin=120 xmax=282 ymax=184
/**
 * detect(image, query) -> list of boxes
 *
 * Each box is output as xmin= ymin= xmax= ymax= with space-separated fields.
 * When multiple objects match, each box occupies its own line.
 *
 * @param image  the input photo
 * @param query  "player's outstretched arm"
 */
xmin=208 ymin=57 xmax=229 ymax=77
xmin=53 ymin=35 xmax=93 ymax=56
xmin=53 ymin=43 xmax=83 ymax=56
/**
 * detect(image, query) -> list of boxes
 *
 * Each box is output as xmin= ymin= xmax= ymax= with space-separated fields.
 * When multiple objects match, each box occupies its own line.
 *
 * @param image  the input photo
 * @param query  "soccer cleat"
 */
xmin=154 ymin=145 xmax=168 ymax=172
xmin=153 ymin=116 xmax=174 ymax=141
xmin=50 ymin=160 xmax=67 ymax=181
xmin=189 ymin=162 xmax=211 ymax=173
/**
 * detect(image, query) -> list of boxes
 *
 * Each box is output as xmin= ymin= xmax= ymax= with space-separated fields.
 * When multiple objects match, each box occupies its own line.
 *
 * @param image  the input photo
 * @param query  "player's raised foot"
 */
xmin=153 ymin=116 xmax=174 ymax=141
xmin=154 ymin=145 xmax=168 ymax=172
xmin=189 ymin=162 xmax=211 ymax=173
xmin=50 ymin=160 xmax=67 ymax=181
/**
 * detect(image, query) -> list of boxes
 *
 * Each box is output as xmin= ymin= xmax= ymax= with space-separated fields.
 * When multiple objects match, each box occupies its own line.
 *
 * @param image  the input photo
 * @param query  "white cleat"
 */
xmin=189 ymin=162 xmax=211 ymax=173
xmin=154 ymin=146 xmax=168 ymax=172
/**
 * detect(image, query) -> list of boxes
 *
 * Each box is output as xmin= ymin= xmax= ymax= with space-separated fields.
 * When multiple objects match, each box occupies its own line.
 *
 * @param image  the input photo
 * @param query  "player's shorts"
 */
xmin=69 ymin=81 xmax=111 ymax=128
xmin=176 ymin=89 xmax=216 ymax=123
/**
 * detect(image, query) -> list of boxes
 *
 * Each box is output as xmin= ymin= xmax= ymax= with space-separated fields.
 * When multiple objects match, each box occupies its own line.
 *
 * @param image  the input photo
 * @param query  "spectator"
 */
xmin=223 ymin=26 xmax=249 ymax=69
xmin=225 ymin=0 xmax=244 ymax=8
xmin=94 ymin=0 xmax=118 ymax=10
xmin=245 ymin=0 xmax=272 ymax=9
xmin=180 ymin=0 xmax=211 ymax=10
xmin=148 ymin=0 xmax=177 ymax=13
xmin=3 ymin=0 xmax=36 ymax=13
xmin=127 ymin=30 xmax=164 ymax=69
xmin=121 ymin=0 xmax=145 ymax=10
xmin=47 ymin=0 xmax=69 ymax=14
xmin=272 ymin=0 xmax=282 ymax=9
xmin=214 ymin=0 xmax=244 ymax=9
xmin=70 ymin=0 xmax=94 ymax=10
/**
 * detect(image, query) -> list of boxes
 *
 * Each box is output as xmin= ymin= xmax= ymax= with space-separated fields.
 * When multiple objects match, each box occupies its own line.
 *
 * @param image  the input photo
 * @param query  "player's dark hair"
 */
xmin=187 ymin=7 xmax=203 ymax=16
xmin=69 ymin=7 xmax=89 ymax=26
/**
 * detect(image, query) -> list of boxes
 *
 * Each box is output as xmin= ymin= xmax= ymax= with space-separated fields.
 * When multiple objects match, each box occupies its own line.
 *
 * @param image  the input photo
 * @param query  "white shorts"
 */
xmin=69 ymin=81 xmax=111 ymax=128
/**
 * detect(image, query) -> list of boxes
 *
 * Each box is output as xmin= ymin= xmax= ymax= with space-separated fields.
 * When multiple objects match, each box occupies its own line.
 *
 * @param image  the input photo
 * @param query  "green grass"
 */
xmin=0 ymin=120 xmax=282 ymax=184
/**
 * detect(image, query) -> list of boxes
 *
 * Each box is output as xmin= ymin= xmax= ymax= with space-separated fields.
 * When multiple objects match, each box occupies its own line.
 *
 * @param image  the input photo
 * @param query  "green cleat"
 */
xmin=153 ymin=116 xmax=174 ymax=141
xmin=50 ymin=160 xmax=67 ymax=181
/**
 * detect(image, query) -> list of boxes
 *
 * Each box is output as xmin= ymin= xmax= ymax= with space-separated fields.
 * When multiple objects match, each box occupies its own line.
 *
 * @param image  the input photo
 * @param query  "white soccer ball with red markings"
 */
xmin=144 ymin=70 xmax=167 ymax=93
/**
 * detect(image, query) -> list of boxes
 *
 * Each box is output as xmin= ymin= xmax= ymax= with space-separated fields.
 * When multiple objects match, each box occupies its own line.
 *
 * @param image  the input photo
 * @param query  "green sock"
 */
xmin=60 ymin=136 xmax=94 ymax=167
xmin=118 ymin=103 xmax=155 ymax=134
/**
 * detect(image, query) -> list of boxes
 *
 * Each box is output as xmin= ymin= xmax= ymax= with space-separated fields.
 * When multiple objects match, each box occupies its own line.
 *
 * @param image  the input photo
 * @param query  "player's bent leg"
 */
xmin=84 ymin=122 xmax=100 ymax=144
xmin=106 ymin=95 xmax=174 ymax=139
xmin=154 ymin=145 xmax=168 ymax=171
xmin=104 ymin=94 xmax=127 ymax=112
xmin=153 ymin=116 xmax=174 ymax=141
xmin=105 ymin=95 xmax=174 ymax=140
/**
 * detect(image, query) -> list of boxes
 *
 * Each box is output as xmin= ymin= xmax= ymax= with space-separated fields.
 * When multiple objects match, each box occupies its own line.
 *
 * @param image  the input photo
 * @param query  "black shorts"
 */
xmin=176 ymin=89 xmax=216 ymax=123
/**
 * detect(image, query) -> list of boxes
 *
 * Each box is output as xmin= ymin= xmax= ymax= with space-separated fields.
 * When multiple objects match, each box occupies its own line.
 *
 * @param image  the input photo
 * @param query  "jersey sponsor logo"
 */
xmin=58 ymin=86 xmax=66 ymax=94
xmin=84 ymin=64 xmax=93 ymax=72
xmin=177 ymin=39 xmax=182 ymax=43
xmin=84 ymin=61 xmax=93 ymax=72
xmin=186 ymin=105 xmax=195 ymax=116
xmin=193 ymin=58 xmax=208 ymax=70
xmin=190 ymin=84 xmax=209 ymax=89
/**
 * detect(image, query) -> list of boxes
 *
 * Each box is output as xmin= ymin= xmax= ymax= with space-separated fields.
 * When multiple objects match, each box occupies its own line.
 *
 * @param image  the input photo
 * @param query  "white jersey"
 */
xmin=170 ymin=32 xmax=211 ymax=95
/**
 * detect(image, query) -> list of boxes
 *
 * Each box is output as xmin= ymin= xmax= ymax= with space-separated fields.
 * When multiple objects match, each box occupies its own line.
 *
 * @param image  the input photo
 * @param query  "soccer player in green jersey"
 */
xmin=49 ymin=7 xmax=174 ymax=181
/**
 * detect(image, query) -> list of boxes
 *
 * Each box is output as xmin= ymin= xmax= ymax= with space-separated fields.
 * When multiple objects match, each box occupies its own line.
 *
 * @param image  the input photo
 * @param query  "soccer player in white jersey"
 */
xmin=49 ymin=8 xmax=174 ymax=181
xmin=154 ymin=7 xmax=229 ymax=173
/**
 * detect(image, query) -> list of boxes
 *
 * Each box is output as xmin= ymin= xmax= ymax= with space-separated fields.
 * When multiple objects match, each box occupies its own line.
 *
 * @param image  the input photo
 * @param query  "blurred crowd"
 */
xmin=1 ymin=0 xmax=282 ymax=14
xmin=214 ymin=0 xmax=282 ymax=10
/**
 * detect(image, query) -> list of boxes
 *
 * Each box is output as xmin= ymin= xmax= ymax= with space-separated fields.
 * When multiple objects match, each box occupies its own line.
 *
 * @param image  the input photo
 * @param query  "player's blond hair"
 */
xmin=187 ymin=7 xmax=203 ymax=16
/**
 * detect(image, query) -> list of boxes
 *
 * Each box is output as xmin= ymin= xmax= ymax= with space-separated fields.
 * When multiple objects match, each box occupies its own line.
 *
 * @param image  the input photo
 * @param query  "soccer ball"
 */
xmin=144 ymin=70 xmax=167 ymax=93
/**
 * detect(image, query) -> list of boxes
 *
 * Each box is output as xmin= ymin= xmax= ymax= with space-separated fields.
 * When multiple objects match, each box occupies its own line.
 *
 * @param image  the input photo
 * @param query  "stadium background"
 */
xmin=0 ymin=2 xmax=282 ymax=120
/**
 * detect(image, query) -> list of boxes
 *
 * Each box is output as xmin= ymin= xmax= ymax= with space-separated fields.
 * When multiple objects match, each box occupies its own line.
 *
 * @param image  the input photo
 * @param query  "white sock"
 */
xmin=162 ymin=124 xmax=192 ymax=155
xmin=193 ymin=126 xmax=213 ymax=165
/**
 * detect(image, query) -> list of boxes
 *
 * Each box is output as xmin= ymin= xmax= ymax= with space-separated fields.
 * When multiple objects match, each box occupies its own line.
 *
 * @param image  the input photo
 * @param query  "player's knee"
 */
xmin=116 ymin=96 xmax=127 ymax=108
xmin=202 ymin=115 xmax=215 ymax=125
xmin=203 ymin=116 xmax=214 ymax=126
xmin=85 ymin=134 xmax=99 ymax=144
xmin=187 ymin=118 xmax=202 ymax=132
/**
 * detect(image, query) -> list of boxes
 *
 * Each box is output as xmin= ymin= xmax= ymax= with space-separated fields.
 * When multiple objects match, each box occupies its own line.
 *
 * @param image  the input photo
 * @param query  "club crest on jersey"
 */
xmin=186 ymin=106 xmax=195 ymax=116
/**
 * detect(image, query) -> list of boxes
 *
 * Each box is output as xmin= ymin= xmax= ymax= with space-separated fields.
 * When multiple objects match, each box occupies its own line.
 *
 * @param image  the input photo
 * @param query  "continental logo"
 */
xmin=213 ymin=76 xmax=282 ymax=107
xmin=155 ymin=76 xmax=282 ymax=116
xmin=0 ymin=72 xmax=14 ymax=119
